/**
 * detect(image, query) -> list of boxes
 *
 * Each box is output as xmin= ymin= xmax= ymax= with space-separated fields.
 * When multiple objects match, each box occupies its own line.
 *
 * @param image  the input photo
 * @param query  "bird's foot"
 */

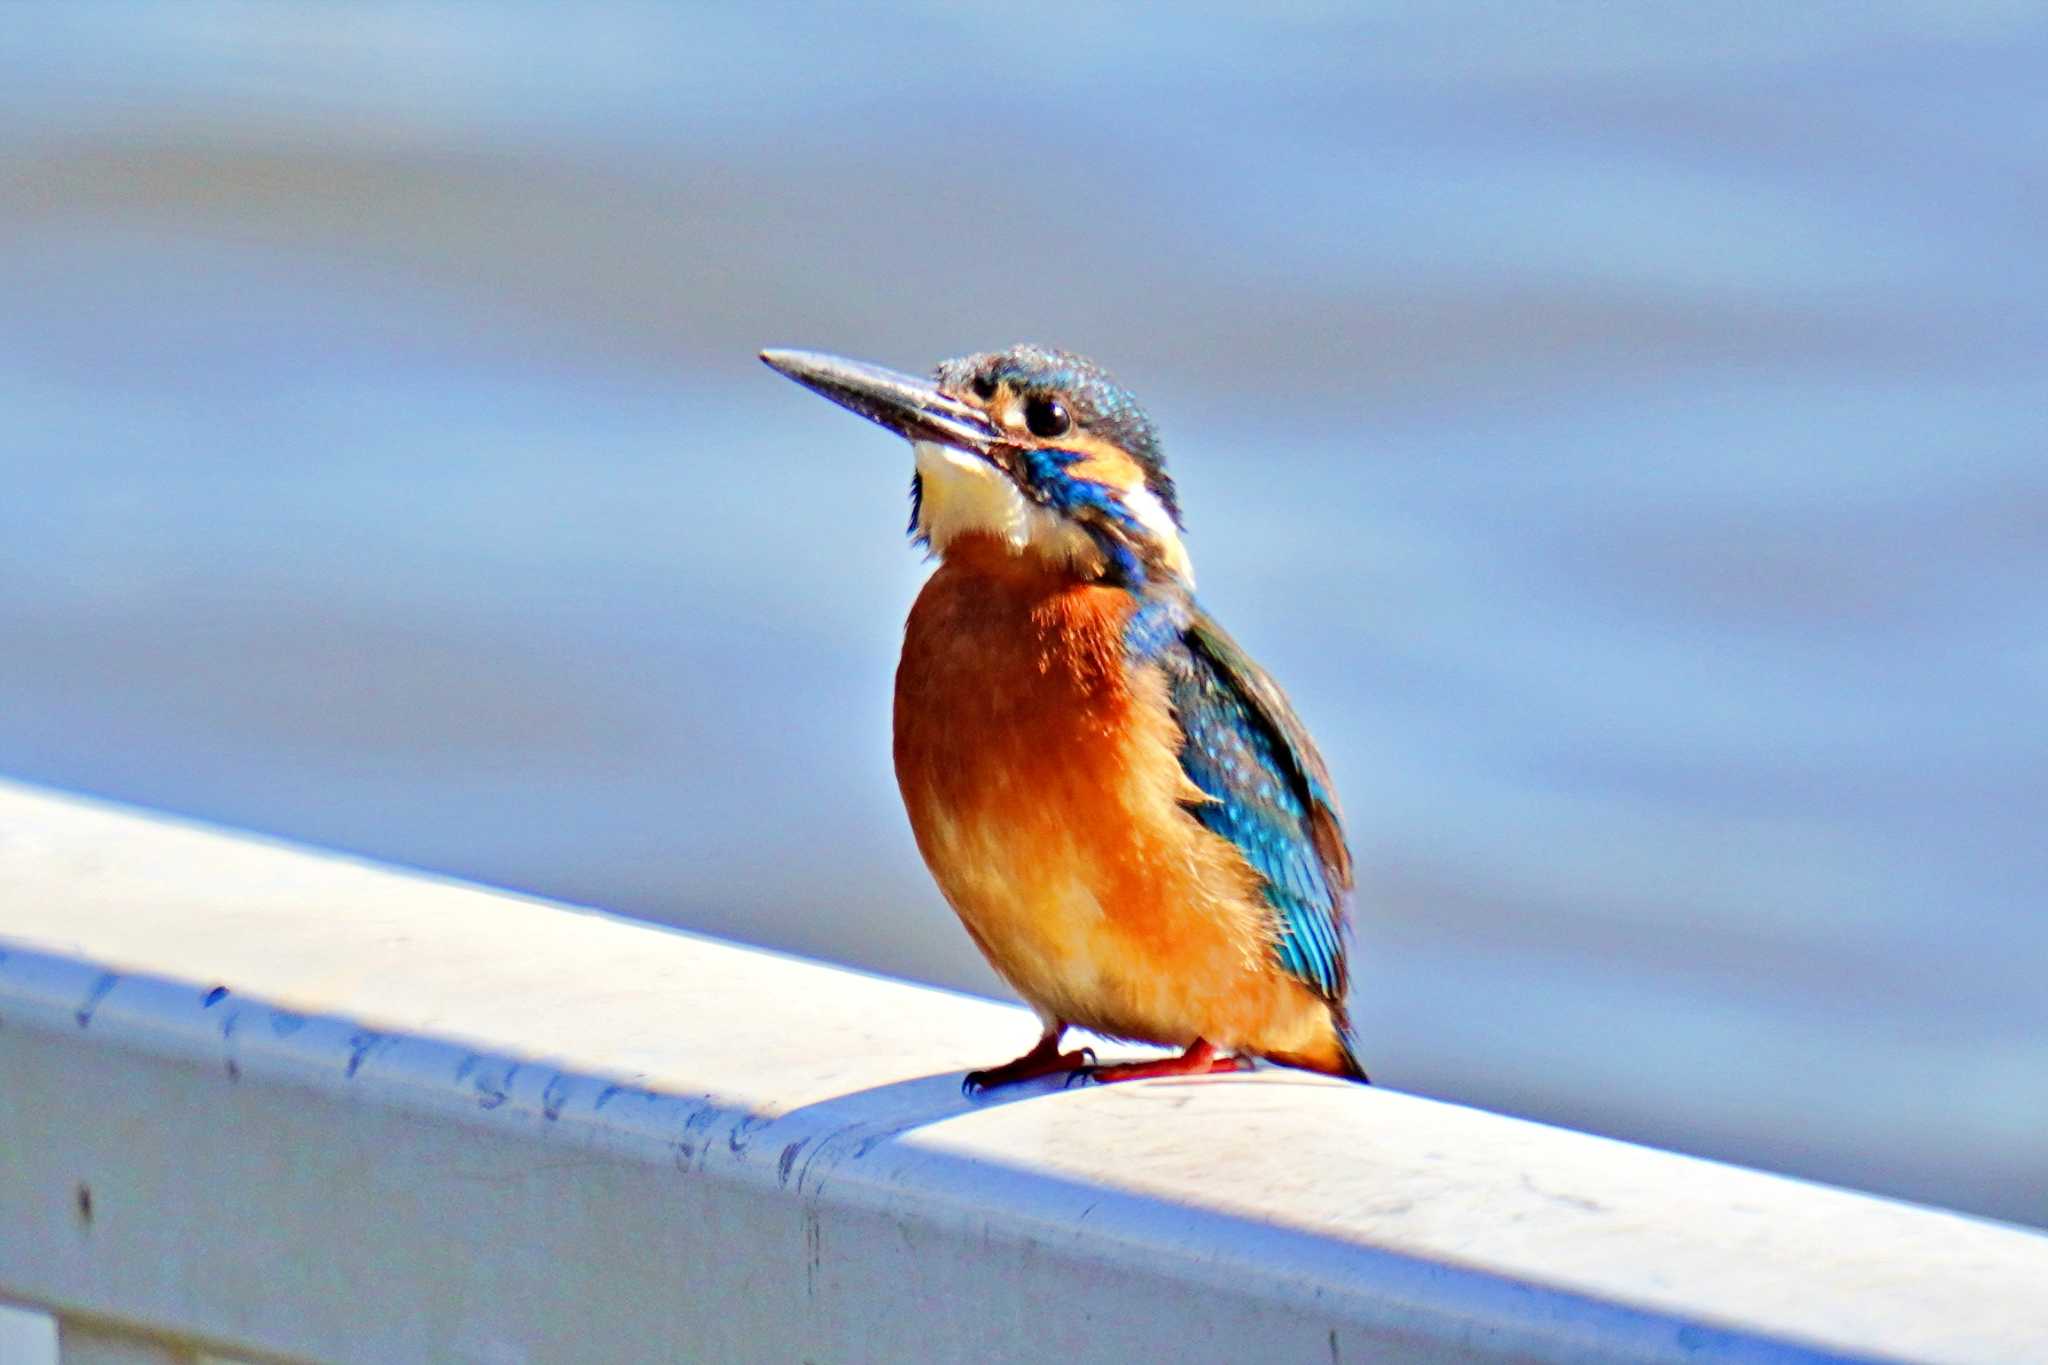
xmin=963 ymin=1038 xmax=1096 ymax=1095
xmin=1070 ymin=1037 xmax=1246 ymax=1086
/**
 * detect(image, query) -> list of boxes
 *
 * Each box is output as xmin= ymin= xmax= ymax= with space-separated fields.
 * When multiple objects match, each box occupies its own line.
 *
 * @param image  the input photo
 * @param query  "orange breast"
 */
xmin=892 ymin=535 xmax=1342 ymax=1064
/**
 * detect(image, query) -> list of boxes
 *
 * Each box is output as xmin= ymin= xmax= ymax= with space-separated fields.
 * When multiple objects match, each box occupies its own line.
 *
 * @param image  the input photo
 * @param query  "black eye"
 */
xmin=971 ymin=374 xmax=997 ymax=400
xmin=1024 ymin=395 xmax=1071 ymax=439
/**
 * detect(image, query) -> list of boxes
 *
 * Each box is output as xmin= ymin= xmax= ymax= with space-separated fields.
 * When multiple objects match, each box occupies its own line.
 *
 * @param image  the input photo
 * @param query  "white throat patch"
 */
xmin=909 ymin=440 xmax=1194 ymax=585
xmin=911 ymin=441 xmax=1102 ymax=572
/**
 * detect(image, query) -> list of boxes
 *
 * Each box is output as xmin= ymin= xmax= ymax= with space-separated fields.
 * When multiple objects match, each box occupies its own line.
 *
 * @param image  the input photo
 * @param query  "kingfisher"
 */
xmin=761 ymin=344 xmax=1366 ymax=1089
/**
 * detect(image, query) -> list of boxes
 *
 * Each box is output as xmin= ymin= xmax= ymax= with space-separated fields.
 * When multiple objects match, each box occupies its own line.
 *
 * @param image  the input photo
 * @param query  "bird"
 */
xmin=760 ymin=343 xmax=1366 ymax=1089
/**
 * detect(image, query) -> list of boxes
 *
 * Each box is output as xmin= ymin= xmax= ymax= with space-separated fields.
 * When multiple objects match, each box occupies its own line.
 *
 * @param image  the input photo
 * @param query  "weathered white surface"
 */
xmin=0 ymin=1305 xmax=58 ymax=1364
xmin=1 ymin=778 xmax=2044 ymax=1365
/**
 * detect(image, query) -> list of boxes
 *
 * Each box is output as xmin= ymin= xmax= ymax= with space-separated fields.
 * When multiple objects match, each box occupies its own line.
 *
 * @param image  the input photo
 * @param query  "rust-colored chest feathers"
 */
xmin=891 ymin=536 xmax=1347 ymax=1069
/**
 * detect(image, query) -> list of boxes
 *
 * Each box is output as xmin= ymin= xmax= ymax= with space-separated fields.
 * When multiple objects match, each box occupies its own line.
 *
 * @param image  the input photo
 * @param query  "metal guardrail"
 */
xmin=2 ymin=778 xmax=2045 ymax=1364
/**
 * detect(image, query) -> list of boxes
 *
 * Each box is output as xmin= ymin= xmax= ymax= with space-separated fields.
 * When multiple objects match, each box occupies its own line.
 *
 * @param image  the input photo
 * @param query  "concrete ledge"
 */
xmin=1 ymin=778 xmax=2044 ymax=1363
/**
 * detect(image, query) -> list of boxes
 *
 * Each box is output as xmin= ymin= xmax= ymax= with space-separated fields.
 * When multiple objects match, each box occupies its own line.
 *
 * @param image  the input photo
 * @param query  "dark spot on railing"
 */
xmin=673 ymin=1103 xmax=722 ymax=1171
xmin=542 ymin=1074 xmax=572 ymax=1120
xmin=345 ymin=1031 xmax=384 ymax=1079
xmin=269 ymin=1010 xmax=306 ymax=1037
xmin=74 ymin=973 xmax=118 ymax=1028
xmin=728 ymin=1114 xmax=770 ymax=1157
xmin=1675 ymin=1323 xmax=1735 ymax=1352
xmin=1518 ymin=1172 xmax=1607 ymax=1215
xmin=777 ymin=1139 xmax=808 ymax=1188
xmin=471 ymin=1063 xmax=512 ymax=1110
xmin=803 ymin=1207 xmax=823 ymax=1299
xmin=75 ymin=1183 xmax=93 ymax=1226
xmin=219 ymin=1007 xmax=244 ymax=1081
xmin=202 ymin=985 xmax=229 ymax=1007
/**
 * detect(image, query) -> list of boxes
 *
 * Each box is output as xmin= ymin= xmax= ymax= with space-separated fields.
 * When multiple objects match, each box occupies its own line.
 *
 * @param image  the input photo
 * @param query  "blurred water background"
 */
xmin=2 ymin=3 xmax=2043 ymax=1229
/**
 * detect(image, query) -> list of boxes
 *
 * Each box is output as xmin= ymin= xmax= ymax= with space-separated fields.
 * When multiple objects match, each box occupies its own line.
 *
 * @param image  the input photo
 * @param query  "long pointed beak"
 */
xmin=760 ymin=348 xmax=999 ymax=454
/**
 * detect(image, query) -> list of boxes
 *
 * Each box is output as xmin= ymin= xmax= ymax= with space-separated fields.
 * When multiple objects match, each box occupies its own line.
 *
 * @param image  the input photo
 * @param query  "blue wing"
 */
xmin=1167 ymin=608 xmax=1354 ymax=1003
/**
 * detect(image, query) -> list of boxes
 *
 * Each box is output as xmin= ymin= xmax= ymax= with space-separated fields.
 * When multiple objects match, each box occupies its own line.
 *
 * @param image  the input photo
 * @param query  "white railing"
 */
xmin=1 ymin=777 xmax=2044 ymax=1365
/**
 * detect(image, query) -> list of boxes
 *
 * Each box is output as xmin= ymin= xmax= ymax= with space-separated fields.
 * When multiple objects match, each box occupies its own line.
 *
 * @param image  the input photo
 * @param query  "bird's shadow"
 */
xmin=758 ymin=1053 xmax=1335 ymax=1197
xmin=760 ymin=1066 xmax=1074 ymax=1188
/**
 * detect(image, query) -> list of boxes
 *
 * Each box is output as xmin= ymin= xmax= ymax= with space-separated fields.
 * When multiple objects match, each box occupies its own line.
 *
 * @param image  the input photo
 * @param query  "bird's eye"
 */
xmin=971 ymin=374 xmax=997 ymax=400
xmin=1024 ymin=395 xmax=1071 ymax=439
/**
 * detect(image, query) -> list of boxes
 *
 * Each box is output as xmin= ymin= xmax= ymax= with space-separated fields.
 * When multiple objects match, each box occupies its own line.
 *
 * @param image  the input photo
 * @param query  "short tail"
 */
xmin=1267 ymin=1009 xmax=1370 ymax=1084
xmin=1332 ymin=1015 xmax=1371 ymax=1084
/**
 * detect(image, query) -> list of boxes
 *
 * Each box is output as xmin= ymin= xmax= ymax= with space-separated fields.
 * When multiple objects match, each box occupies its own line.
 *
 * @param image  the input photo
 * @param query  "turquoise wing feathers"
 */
xmin=1167 ymin=608 xmax=1355 ymax=1003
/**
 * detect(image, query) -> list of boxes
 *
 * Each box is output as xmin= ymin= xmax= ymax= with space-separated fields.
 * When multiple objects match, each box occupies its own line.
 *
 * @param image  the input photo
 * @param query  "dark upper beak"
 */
xmin=760 ymin=349 xmax=999 ymax=455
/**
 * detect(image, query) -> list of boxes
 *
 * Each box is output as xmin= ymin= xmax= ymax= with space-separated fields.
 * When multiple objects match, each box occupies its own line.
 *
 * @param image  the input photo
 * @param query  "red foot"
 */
xmin=964 ymin=1030 xmax=1095 ymax=1094
xmin=1077 ymin=1037 xmax=1246 ymax=1085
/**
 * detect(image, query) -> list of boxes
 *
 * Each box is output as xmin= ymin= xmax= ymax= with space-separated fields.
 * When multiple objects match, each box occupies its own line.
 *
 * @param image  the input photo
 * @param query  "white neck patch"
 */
xmin=911 ymin=441 xmax=1100 ymax=573
xmin=909 ymin=440 xmax=1194 ymax=585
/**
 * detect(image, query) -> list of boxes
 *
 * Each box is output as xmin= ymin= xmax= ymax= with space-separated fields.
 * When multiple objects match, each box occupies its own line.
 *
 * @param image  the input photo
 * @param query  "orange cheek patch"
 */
xmin=1057 ymin=436 xmax=1147 ymax=495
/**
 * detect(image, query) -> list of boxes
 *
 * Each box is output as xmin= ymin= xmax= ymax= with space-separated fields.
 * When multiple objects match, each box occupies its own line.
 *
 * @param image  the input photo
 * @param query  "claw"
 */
xmin=962 ymin=1030 xmax=1093 ymax=1094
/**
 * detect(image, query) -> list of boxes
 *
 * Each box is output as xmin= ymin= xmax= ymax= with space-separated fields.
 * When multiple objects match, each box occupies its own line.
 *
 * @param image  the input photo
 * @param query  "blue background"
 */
xmin=2 ymin=4 xmax=2043 ymax=1227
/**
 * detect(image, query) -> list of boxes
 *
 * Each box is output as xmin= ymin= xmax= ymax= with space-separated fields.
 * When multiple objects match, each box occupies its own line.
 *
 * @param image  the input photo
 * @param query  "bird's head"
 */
xmin=761 ymin=344 xmax=1192 ymax=587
